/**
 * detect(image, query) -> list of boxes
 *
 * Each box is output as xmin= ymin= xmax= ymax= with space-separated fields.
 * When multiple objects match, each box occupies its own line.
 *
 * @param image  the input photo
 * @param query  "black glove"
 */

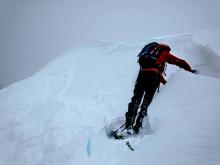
xmin=191 ymin=69 xmax=199 ymax=74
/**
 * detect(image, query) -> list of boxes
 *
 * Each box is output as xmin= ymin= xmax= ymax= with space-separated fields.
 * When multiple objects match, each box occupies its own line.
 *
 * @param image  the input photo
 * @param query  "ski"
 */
xmin=126 ymin=142 xmax=134 ymax=151
xmin=111 ymin=128 xmax=136 ymax=151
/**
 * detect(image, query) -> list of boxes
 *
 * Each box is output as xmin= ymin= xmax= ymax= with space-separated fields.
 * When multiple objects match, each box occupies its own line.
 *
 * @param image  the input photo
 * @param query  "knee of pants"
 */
xmin=139 ymin=110 xmax=148 ymax=117
xmin=127 ymin=106 xmax=137 ymax=116
xmin=142 ymin=97 xmax=152 ymax=107
xmin=140 ymin=102 xmax=150 ymax=116
xmin=128 ymin=100 xmax=140 ymax=109
xmin=131 ymin=96 xmax=142 ymax=106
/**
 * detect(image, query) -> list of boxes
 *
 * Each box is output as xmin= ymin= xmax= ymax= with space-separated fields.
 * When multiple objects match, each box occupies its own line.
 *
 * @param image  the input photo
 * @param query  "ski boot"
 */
xmin=125 ymin=101 xmax=139 ymax=127
xmin=133 ymin=111 xmax=148 ymax=134
xmin=125 ymin=112 xmax=135 ymax=129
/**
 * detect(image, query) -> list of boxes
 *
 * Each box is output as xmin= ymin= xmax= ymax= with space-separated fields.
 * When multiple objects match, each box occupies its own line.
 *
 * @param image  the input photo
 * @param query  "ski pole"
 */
xmin=114 ymin=123 xmax=126 ymax=133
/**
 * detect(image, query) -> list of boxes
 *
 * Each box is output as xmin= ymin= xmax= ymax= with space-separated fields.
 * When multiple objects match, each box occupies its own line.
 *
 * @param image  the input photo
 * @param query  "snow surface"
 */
xmin=1 ymin=30 xmax=220 ymax=165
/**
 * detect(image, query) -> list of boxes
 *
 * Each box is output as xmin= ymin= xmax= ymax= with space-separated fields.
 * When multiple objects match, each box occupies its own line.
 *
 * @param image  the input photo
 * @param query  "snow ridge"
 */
xmin=1 ymin=31 xmax=220 ymax=165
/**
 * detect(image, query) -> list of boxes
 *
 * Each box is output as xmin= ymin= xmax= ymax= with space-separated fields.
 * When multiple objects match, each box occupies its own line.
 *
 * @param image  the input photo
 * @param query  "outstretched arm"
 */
xmin=166 ymin=52 xmax=194 ymax=72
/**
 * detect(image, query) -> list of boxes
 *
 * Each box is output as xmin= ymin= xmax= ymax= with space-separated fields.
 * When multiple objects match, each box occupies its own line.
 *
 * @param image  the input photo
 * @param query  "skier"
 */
xmin=125 ymin=42 xmax=198 ymax=134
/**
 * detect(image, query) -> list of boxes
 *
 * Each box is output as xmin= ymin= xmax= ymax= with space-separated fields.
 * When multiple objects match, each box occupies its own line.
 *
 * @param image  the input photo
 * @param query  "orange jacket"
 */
xmin=142 ymin=49 xmax=193 ymax=84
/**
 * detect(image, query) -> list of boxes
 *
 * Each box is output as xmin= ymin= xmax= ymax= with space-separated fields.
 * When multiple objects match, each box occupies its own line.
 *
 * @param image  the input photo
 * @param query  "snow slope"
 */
xmin=1 ymin=31 xmax=220 ymax=165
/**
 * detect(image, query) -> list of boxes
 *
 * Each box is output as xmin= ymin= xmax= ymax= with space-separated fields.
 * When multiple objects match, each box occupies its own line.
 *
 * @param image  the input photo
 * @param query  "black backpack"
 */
xmin=137 ymin=42 xmax=161 ymax=69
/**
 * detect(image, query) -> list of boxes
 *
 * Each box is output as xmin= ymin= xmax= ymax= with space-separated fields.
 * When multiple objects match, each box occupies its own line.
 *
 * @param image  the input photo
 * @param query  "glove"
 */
xmin=191 ymin=69 xmax=199 ymax=74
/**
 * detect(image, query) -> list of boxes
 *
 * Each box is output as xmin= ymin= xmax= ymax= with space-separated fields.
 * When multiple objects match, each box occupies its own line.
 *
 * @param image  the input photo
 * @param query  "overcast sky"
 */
xmin=0 ymin=0 xmax=220 ymax=88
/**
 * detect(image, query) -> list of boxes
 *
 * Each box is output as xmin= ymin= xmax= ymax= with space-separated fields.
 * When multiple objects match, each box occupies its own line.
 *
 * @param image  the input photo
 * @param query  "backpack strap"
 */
xmin=150 ymin=45 xmax=160 ymax=54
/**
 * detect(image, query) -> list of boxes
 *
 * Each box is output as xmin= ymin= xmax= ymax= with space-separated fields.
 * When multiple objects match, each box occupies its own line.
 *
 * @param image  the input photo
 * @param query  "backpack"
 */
xmin=137 ymin=42 xmax=161 ymax=69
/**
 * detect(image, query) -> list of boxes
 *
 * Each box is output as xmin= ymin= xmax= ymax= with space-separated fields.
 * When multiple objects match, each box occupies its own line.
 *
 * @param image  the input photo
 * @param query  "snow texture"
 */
xmin=1 ymin=30 xmax=220 ymax=165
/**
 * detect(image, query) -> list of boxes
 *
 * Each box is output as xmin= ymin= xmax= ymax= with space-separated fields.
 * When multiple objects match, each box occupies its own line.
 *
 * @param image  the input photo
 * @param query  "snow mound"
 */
xmin=0 ymin=32 xmax=220 ymax=165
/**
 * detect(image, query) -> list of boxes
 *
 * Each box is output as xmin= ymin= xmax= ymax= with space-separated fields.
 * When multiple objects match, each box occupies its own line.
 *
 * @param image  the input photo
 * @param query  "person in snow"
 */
xmin=125 ymin=42 xmax=198 ymax=134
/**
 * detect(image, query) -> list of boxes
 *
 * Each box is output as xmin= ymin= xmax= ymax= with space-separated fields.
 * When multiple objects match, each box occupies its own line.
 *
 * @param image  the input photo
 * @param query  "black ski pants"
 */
xmin=127 ymin=70 xmax=160 ymax=121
